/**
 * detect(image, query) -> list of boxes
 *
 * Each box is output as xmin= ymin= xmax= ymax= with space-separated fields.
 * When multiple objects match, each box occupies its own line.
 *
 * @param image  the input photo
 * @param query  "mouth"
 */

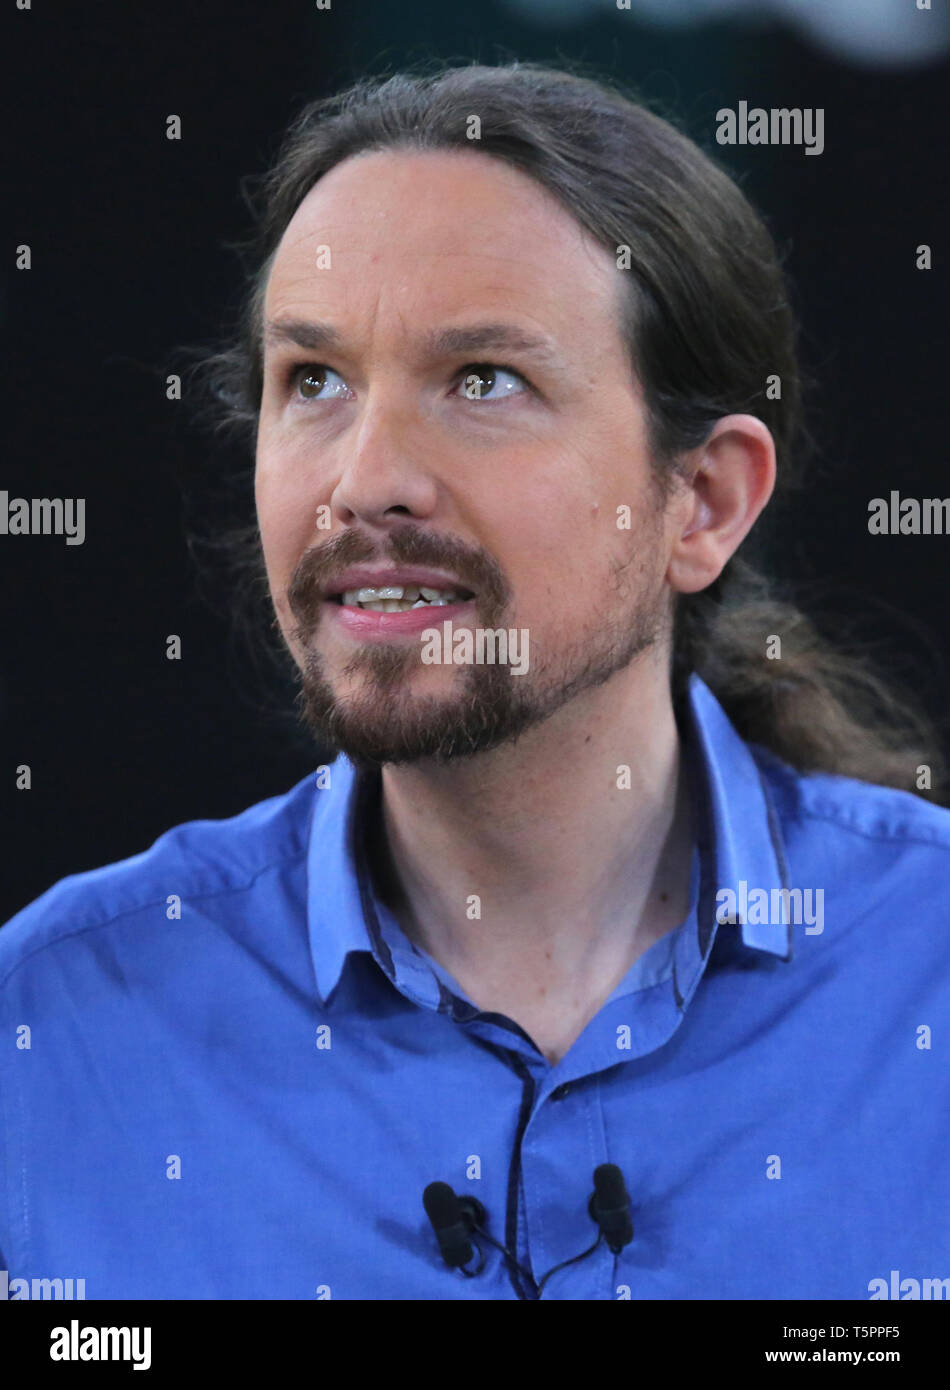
xmin=329 ymin=582 xmax=476 ymax=613
xmin=323 ymin=583 xmax=477 ymax=640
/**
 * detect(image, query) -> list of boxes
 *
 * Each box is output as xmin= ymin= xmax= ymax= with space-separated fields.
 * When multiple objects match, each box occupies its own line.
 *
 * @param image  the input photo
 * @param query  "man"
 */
xmin=2 ymin=62 xmax=948 ymax=1302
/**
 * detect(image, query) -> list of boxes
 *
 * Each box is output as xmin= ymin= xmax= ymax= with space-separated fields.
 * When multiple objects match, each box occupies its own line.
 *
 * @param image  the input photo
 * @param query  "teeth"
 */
xmin=355 ymin=597 xmax=449 ymax=612
xmin=357 ymin=585 xmax=412 ymax=601
xmin=340 ymin=583 xmax=467 ymax=610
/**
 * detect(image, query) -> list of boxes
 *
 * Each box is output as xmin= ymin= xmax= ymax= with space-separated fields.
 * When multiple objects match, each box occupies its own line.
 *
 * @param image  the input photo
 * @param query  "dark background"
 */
xmin=3 ymin=0 xmax=948 ymax=922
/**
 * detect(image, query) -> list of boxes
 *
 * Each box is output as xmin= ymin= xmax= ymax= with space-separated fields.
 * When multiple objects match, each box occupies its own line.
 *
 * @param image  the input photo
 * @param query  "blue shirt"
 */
xmin=2 ymin=673 xmax=949 ymax=1301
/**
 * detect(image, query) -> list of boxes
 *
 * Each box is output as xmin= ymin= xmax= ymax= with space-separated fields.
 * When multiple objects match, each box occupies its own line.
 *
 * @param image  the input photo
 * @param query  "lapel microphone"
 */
xmin=423 ymin=1163 xmax=634 ymax=1296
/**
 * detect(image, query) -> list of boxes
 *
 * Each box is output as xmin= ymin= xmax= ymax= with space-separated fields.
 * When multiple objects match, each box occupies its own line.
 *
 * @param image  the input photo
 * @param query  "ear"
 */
xmin=666 ymin=414 xmax=776 ymax=596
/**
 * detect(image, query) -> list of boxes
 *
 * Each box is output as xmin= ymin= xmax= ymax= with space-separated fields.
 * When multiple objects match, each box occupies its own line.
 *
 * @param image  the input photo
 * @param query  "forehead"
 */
xmin=262 ymin=147 xmax=619 ymax=342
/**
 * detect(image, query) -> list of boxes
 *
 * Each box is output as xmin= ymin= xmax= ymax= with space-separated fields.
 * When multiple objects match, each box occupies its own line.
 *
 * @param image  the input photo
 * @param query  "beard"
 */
xmin=283 ymin=521 xmax=669 ymax=770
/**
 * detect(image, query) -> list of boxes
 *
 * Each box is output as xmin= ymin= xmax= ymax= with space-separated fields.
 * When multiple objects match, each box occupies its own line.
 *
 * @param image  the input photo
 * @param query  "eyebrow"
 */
xmin=262 ymin=317 xmax=568 ymax=371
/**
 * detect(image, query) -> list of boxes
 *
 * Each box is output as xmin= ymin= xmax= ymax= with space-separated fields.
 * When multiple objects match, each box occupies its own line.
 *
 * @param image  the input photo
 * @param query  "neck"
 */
xmin=367 ymin=656 xmax=694 ymax=1009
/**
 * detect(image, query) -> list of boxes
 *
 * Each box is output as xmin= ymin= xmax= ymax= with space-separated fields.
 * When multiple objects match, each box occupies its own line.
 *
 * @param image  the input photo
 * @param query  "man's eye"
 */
xmin=287 ymin=364 xmax=350 ymax=401
xmin=282 ymin=361 xmax=530 ymax=405
xmin=454 ymin=364 xmax=529 ymax=403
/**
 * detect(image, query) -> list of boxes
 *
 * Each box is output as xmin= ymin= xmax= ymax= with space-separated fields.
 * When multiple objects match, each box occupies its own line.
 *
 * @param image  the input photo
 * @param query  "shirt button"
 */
xmin=551 ymin=1084 xmax=571 ymax=1101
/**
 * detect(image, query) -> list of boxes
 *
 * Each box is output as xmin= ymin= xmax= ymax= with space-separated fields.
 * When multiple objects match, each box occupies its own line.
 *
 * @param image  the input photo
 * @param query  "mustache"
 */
xmin=285 ymin=522 xmax=510 ymax=639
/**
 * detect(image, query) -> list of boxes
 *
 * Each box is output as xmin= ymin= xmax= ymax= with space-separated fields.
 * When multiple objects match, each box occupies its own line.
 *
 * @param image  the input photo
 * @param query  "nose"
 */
xmin=329 ymin=385 xmax=440 ymax=528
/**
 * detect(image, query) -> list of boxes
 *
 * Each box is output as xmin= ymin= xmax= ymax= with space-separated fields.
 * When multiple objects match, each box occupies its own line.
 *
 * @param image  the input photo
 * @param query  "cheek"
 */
xmin=507 ymin=481 xmax=610 ymax=586
xmin=255 ymin=456 xmax=318 ymax=597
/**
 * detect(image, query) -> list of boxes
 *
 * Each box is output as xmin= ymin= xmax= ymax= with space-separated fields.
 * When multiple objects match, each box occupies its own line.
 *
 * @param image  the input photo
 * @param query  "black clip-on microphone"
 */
xmin=423 ymin=1163 xmax=634 ymax=1297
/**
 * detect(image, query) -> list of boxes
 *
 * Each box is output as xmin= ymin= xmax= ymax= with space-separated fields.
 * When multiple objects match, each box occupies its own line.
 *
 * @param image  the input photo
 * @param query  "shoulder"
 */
xmin=751 ymin=742 xmax=950 ymax=852
xmin=750 ymin=743 xmax=950 ymax=933
xmin=0 ymin=773 xmax=318 ymax=990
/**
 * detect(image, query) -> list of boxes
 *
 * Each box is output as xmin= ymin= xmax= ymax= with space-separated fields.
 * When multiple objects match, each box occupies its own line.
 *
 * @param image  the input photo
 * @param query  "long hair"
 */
xmin=180 ymin=59 xmax=946 ymax=802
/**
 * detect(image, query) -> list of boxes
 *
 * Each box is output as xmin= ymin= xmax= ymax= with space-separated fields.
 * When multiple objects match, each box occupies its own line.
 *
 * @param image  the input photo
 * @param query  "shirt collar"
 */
xmin=306 ymin=672 xmax=792 ymax=1008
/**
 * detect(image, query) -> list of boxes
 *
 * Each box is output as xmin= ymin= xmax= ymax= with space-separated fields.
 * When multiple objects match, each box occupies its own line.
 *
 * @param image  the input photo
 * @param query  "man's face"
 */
xmin=255 ymin=147 xmax=678 ymax=766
